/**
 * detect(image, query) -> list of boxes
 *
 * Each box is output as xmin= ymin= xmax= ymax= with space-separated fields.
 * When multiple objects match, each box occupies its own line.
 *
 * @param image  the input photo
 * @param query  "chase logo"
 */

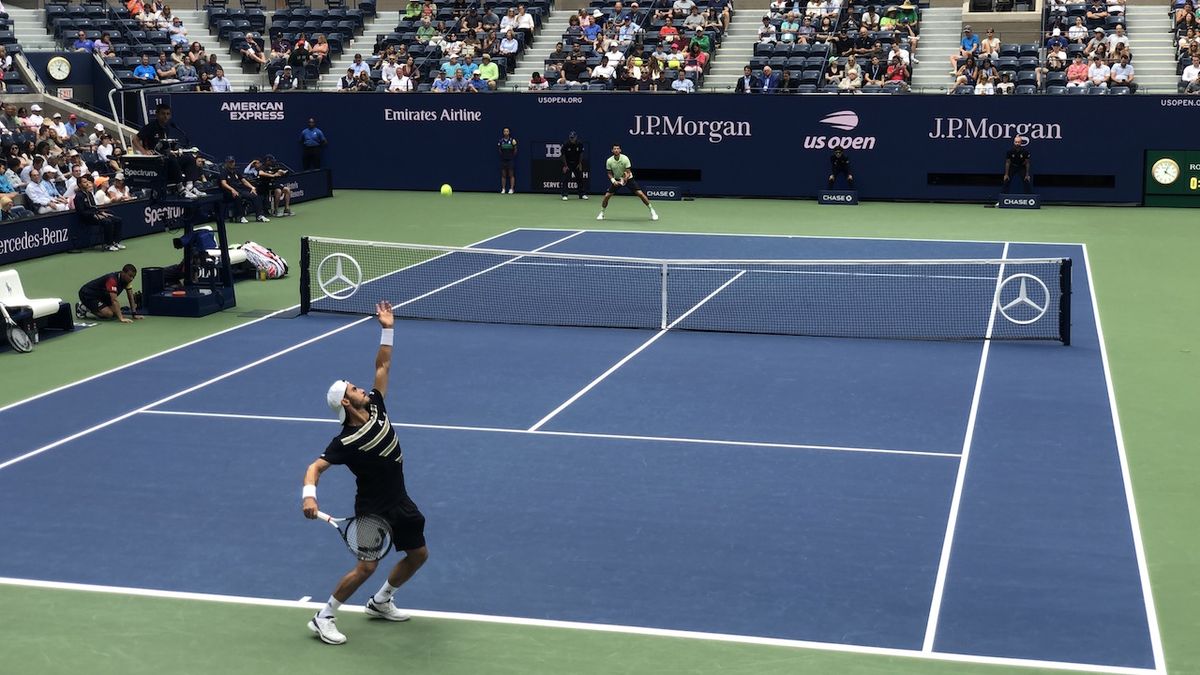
xmin=819 ymin=111 xmax=859 ymax=131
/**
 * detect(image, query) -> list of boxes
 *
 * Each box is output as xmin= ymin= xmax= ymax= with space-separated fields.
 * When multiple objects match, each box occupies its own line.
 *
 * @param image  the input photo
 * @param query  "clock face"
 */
xmin=48 ymin=56 xmax=71 ymax=81
xmin=1152 ymin=158 xmax=1180 ymax=185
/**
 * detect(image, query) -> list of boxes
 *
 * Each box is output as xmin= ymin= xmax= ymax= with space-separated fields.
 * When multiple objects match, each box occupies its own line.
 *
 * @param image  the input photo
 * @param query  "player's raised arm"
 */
xmin=374 ymin=300 xmax=394 ymax=396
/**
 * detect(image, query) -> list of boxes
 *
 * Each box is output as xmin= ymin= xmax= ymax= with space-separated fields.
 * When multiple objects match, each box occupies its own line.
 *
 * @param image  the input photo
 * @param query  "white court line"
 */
xmin=526 ymin=270 xmax=747 ymax=432
xmin=0 ymin=231 xmax=582 ymax=474
xmin=0 ymin=577 xmax=1157 ymax=675
xmin=921 ymin=241 xmax=1010 ymax=652
xmin=524 ymin=226 xmax=1088 ymax=248
xmin=505 ymin=259 xmax=998 ymax=282
xmin=138 ymin=409 xmax=957 ymax=459
xmin=1082 ymin=244 xmax=1166 ymax=674
xmin=0 ymin=228 xmax=526 ymax=416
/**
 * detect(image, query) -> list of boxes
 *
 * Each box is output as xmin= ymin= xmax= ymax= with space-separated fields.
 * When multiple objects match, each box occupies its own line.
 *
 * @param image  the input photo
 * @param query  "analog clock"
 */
xmin=47 ymin=56 xmax=72 ymax=82
xmin=1151 ymin=157 xmax=1180 ymax=185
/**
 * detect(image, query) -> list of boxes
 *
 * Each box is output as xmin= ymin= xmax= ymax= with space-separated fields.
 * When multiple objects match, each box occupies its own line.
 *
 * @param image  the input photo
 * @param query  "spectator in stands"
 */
xmin=736 ymin=65 xmax=761 ymax=93
xmin=641 ymin=57 xmax=664 ymax=90
xmin=953 ymin=55 xmax=977 ymax=88
xmin=432 ymin=70 xmax=451 ymax=91
xmin=761 ymin=64 xmax=780 ymax=92
xmin=857 ymin=5 xmax=879 ymax=30
xmin=864 ymin=54 xmax=886 ymax=84
xmin=888 ymin=41 xmax=910 ymax=67
xmin=134 ymin=55 xmax=158 ymax=82
xmin=980 ymin=28 xmax=1000 ymax=57
xmin=684 ymin=45 xmax=707 ymax=74
xmin=482 ymin=5 xmax=500 ymax=30
xmin=466 ymin=71 xmax=487 ymax=92
xmin=201 ymin=53 xmax=222 ymax=79
xmin=852 ymin=26 xmax=876 ymax=57
xmin=1085 ymin=28 xmax=1107 ymax=56
xmin=591 ymin=56 xmax=617 ymax=85
xmin=1046 ymin=27 xmax=1068 ymax=53
xmin=478 ymin=53 xmax=500 ymax=83
xmin=581 ymin=14 xmax=603 ymax=46
xmin=3 ymin=159 xmax=22 ymax=191
xmin=417 ymin=18 xmax=438 ymax=43
xmin=25 ymin=169 xmax=69 ymax=214
xmin=288 ymin=42 xmax=311 ymax=87
xmin=0 ymin=169 xmax=17 ymax=202
xmin=501 ymin=7 xmax=519 ymax=33
xmin=1106 ymin=0 xmax=1125 ymax=16
xmin=1175 ymin=1 xmax=1196 ymax=30
xmin=0 ymin=196 xmax=24 ymax=220
xmin=242 ymin=36 xmax=267 ymax=71
xmin=1109 ymin=53 xmax=1134 ymax=91
xmin=72 ymin=30 xmax=94 ymax=52
xmin=951 ymin=26 xmax=980 ymax=72
xmin=1066 ymin=54 xmax=1088 ymax=86
xmin=479 ymin=29 xmax=499 ymax=55
xmin=671 ymin=69 xmax=695 ymax=92
xmin=815 ymin=17 xmax=839 ymax=52
xmin=1068 ymin=16 xmax=1088 ymax=43
xmin=672 ymin=0 xmax=696 ymax=18
xmin=170 ymin=43 xmax=188 ymax=65
xmin=515 ymin=4 xmax=536 ymax=39
xmin=209 ymin=66 xmax=231 ymax=92
xmin=561 ymin=49 xmax=589 ymax=86
xmin=1087 ymin=55 xmax=1110 ymax=89
xmin=195 ymin=71 xmax=213 ymax=91
xmin=380 ymin=55 xmax=399 ymax=84
xmin=447 ymin=68 xmax=469 ymax=91
xmin=175 ymin=57 xmax=198 ymax=83
xmin=603 ymin=42 xmax=625 ymax=67
xmin=683 ymin=5 xmax=705 ymax=31
xmin=0 ymin=46 xmax=12 ymax=71
xmin=1048 ymin=0 xmax=1067 ymax=13
xmin=155 ymin=51 xmax=180 ymax=83
xmin=461 ymin=32 xmax=481 ymax=58
xmin=20 ymin=155 xmax=46 ymax=184
xmin=528 ymin=71 xmax=549 ymax=90
xmin=896 ymin=15 xmax=921 ymax=62
xmin=690 ymin=28 xmax=713 ymax=58
xmin=219 ymin=156 xmax=268 ymax=223
xmin=387 ymin=65 xmax=414 ymax=92
xmin=167 ymin=16 xmax=189 ymax=47
xmin=1182 ymin=55 xmax=1200 ymax=88
xmin=840 ymin=55 xmax=863 ymax=90
xmin=404 ymin=0 xmax=422 ymax=20
xmin=440 ymin=55 xmax=460 ymax=78
xmin=976 ymin=57 xmax=997 ymax=94
xmin=500 ymin=29 xmax=520 ymax=58
xmin=1179 ymin=28 xmax=1197 ymax=55
xmin=303 ymin=34 xmax=325 ymax=69
xmin=273 ymin=65 xmax=296 ymax=91
xmin=50 ymin=113 xmax=67 ymax=141
xmin=1086 ymin=0 xmax=1109 ymax=25
xmin=186 ymin=41 xmax=205 ymax=66
xmin=1105 ymin=24 xmax=1128 ymax=51
xmin=77 ymin=265 xmax=141 ymax=322
xmin=4 ymin=144 xmax=24 ymax=172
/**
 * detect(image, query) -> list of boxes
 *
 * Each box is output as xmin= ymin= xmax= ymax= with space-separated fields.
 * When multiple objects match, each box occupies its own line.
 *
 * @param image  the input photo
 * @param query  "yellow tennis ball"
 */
xmin=440 ymin=184 xmax=453 ymax=196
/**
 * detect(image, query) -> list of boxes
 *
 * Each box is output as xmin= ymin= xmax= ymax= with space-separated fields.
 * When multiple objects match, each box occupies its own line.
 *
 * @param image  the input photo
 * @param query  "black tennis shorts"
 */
xmin=78 ymin=289 xmax=108 ymax=312
xmin=500 ymin=158 xmax=514 ymax=169
xmin=606 ymin=178 xmax=641 ymax=194
xmin=374 ymin=496 xmax=426 ymax=551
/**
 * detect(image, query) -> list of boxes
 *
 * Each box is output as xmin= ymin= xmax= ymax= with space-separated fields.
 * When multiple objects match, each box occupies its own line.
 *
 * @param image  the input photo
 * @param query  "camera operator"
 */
xmin=131 ymin=103 xmax=204 ymax=199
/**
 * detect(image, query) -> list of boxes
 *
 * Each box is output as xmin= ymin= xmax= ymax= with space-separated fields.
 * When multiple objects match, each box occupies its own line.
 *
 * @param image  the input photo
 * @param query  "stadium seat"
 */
xmin=1045 ymin=71 xmax=1067 ymax=87
xmin=1066 ymin=86 xmax=1087 ymax=94
xmin=952 ymin=84 xmax=974 ymax=95
xmin=1016 ymin=70 xmax=1037 ymax=86
xmin=1109 ymin=86 xmax=1131 ymax=95
xmin=1088 ymin=86 xmax=1108 ymax=94
xmin=1014 ymin=84 xmax=1037 ymax=95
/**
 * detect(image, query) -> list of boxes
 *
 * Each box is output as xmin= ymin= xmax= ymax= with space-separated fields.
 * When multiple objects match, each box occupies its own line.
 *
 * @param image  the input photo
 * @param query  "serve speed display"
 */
xmin=1144 ymin=151 xmax=1200 ymax=207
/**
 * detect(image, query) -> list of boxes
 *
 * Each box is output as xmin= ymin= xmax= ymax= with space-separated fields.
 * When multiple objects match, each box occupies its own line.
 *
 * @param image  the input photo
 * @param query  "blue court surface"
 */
xmin=0 ymin=228 xmax=1163 ymax=673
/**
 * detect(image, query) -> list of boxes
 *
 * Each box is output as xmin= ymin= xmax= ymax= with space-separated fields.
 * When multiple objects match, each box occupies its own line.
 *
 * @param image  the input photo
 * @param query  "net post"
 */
xmin=660 ymin=262 xmax=669 ymax=329
xmin=299 ymin=236 xmax=311 ymax=315
xmin=1059 ymin=257 xmax=1072 ymax=346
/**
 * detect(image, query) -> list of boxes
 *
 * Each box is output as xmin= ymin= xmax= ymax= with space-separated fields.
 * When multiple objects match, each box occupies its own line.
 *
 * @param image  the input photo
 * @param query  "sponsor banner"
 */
xmin=643 ymin=185 xmax=684 ymax=201
xmin=998 ymin=194 xmax=1041 ymax=209
xmin=818 ymin=190 xmax=859 ymax=205
xmin=170 ymin=93 xmax=1191 ymax=203
xmin=0 ymin=170 xmax=331 ymax=265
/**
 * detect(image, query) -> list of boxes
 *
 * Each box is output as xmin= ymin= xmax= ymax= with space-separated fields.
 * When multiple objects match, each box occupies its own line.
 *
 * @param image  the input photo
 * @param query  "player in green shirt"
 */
xmin=598 ymin=144 xmax=658 ymax=220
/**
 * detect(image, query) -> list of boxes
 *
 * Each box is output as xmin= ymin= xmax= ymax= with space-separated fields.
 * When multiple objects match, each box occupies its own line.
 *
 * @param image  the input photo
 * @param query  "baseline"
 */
xmin=0 ymin=577 xmax=1157 ymax=675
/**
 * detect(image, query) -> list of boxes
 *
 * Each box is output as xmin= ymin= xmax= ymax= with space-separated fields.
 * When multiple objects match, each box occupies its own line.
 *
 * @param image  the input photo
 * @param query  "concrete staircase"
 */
xmin=174 ymin=9 xmax=264 ymax=91
xmin=1124 ymin=5 xmax=1179 ymax=93
xmin=8 ymin=8 xmax=61 ymax=51
xmin=509 ymin=10 xmax=572 ymax=91
xmin=316 ymin=10 xmax=389 ymax=90
xmin=706 ymin=11 xmax=759 ymax=91
xmin=910 ymin=6 xmax=961 ymax=93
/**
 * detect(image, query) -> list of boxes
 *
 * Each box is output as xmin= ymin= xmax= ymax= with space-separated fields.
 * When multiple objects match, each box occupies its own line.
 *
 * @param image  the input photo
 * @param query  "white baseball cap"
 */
xmin=95 ymin=123 xmax=105 ymax=131
xmin=326 ymin=380 xmax=349 ymax=423
xmin=31 ymin=104 xmax=42 ymax=111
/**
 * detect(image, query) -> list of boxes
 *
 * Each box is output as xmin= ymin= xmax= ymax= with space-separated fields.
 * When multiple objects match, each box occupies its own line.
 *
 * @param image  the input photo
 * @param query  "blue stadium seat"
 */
xmin=1014 ymin=84 xmax=1037 ymax=95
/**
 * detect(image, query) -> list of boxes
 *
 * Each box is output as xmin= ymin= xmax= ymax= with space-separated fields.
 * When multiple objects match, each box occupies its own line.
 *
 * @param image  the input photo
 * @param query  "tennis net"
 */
xmin=299 ymin=236 xmax=1071 ymax=344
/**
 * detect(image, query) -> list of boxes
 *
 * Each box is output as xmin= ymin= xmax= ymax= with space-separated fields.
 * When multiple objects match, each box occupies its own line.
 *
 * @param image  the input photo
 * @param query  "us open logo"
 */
xmin=804 ymin=110 xmax=877 ymax=150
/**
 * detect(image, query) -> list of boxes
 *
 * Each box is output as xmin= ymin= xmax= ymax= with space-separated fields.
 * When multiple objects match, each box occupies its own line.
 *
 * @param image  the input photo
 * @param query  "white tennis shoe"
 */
xmin=365 ymin=598 xmax=411 ymax=622
xmin=596 ymin=211 xmax=604 ymax=220
xmin=650 ymin=209 xmax=659 ymax=221
xmin=308 ymin=615 xmax=347 ymax=645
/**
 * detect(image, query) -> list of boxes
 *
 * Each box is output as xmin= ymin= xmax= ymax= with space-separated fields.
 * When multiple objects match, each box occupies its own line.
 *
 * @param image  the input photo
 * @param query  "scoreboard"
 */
xmin=1144 ymin=150 xmax=1200 ymax=207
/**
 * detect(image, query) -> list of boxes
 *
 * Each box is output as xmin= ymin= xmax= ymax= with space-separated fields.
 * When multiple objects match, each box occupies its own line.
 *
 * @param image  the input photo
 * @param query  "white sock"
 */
xmin=318 ymin=595 xmax=341 ymax=619
xmin=372 ymin=581 xmax=399 ymax=604
xmin=647 ymin=202 xmax=655 ymax=210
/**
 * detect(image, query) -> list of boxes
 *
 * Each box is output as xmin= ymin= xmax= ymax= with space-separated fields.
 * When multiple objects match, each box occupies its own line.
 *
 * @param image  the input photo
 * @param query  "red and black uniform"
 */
xmin=78 ymin=271 xmax=130 ymax=312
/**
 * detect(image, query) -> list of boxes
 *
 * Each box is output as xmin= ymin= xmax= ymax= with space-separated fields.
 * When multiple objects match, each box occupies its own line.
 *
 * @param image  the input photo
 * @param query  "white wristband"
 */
xmin=302 ymin=484 xmax=317 ymax=500
xmin=380 ymin=328 xmax=394 ymax=346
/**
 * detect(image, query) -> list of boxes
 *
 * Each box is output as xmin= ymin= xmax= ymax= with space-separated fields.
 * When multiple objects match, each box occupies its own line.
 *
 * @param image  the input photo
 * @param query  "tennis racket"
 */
xmin=0 ymin=303 xmax=32 ymax=354
xmin=315 ymin=511 xmax=393 ymax=562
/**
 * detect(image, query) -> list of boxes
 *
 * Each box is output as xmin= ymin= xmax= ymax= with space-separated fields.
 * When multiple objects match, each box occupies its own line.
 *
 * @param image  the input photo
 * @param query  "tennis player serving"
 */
xmin=597 ymin=144 xmax=658 ymax=221
xmin=302 ymin=300 xmax=428 ymax=645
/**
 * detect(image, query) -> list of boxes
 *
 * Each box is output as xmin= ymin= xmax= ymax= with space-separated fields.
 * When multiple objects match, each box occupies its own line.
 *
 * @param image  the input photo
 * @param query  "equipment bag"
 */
xmin=241 ymin=241 xmax=289 ymax=279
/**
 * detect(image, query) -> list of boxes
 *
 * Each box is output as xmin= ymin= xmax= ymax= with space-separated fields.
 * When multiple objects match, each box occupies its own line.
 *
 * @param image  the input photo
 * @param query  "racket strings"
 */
xmin=346 ymin=516 xmax=392 ymax=560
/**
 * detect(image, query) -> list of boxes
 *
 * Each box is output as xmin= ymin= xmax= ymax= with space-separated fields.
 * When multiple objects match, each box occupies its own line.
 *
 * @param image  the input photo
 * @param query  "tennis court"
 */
xmin=0 ymin=227 xmax=1160 ymax=673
